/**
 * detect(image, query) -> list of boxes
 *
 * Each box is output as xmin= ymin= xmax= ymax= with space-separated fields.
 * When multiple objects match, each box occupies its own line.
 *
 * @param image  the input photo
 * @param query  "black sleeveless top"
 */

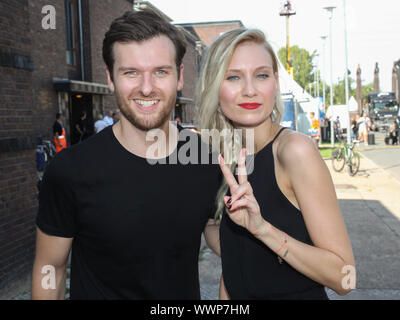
xmin=220 ymin=128 xmax=328 ymax=300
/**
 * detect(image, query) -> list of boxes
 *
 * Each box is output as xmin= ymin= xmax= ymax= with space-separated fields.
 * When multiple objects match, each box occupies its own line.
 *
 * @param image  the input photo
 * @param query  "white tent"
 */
xmin=348 ymin=96 xmax=358 ymax=112
xmin=325 ymin=105 xmax=350 ymax=129
xmin=278 ymin=60 xmax=320 ymax=115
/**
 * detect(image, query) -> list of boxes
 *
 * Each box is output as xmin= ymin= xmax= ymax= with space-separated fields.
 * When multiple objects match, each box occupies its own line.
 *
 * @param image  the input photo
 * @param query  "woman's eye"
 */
xmin=257 ymin=74 xmax=269 ymax=79
xmin=226 ymin=75 xmax=240 ymax=81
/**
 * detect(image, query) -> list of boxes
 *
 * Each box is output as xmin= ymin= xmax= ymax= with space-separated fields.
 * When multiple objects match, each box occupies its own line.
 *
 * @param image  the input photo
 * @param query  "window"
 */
xmin=65 ymin=0 xmax=77 ymax=66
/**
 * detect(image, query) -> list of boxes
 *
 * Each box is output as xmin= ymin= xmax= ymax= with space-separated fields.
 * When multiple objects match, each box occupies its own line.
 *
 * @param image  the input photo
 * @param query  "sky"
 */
xmin=149 ymin=0 xmax=400 ymax=93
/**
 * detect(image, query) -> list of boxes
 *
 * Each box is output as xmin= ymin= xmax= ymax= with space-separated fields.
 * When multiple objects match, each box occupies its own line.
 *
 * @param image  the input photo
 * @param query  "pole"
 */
xmin=321 ymin=36 xmax=327 ymax=112
xmin=343 ymin=0 xmax=351 ymax=144
xmin=328 ymin=9 xmax=335 ymax=148
xmin=280 ymin=2 xmax=296 ymax=77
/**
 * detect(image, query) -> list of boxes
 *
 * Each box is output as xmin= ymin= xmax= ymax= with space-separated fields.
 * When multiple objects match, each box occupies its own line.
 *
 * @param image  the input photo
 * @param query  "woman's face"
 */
xmin=219 ymin=41 xmax=278 ymax=128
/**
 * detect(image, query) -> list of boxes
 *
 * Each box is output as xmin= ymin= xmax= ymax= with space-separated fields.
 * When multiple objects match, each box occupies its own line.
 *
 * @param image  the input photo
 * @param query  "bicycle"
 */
xmin=331 ymin=140 xmax=360 ymax=176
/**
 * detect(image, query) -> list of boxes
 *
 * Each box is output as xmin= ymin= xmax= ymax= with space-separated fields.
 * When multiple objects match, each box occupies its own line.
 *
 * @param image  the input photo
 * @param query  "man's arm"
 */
xmin=31 ymin=228 xmax=73 ymax=300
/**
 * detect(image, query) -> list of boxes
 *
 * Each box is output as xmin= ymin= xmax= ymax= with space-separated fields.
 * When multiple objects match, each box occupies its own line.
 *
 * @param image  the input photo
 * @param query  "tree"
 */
xmin=278 ymin=45 xmax=316 ymax=89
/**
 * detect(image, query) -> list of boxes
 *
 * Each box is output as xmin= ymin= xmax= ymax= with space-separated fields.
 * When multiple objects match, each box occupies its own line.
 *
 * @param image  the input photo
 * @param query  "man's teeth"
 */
xmin=135 ymin=100 xmax=158 ymax=107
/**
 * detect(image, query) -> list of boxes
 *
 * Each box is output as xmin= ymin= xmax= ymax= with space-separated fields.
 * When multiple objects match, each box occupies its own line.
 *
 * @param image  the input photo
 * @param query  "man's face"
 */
xmin=106 ymin=35 xmax=184 ymax=131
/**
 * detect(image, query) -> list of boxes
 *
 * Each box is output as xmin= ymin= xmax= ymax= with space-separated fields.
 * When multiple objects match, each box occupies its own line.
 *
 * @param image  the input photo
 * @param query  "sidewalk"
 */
xmin=199 ymin=154 xmax=400 ymax=300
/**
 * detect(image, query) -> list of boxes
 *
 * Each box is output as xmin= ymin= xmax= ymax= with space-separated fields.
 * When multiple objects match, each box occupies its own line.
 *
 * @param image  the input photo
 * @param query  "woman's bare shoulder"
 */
xmin=275 ymin=129 xmax=320 ymax=166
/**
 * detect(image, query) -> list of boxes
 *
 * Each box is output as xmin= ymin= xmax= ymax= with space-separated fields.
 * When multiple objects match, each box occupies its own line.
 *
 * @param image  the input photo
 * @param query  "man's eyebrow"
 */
xmin=226 ymin=66 xmax=273 ymax=73
xmin=118 ymin=65 xmax=174 ymax=72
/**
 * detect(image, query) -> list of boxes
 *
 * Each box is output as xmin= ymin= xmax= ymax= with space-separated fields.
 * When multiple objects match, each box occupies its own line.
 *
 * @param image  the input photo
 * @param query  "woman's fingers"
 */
xmin=237 ymin=148 xmax=248 ymax=185
xmin=229 ymin=182 xmax=253 ymax=204
xmin=229 ymin=197 xmax=258 ymax=213
xmin=218 ymin=154 xmax=239 ymax=190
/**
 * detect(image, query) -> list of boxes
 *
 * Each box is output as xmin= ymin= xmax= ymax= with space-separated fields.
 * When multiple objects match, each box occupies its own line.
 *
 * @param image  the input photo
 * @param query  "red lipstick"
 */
xmin=238 ymin=103 xmax=261 ymax=110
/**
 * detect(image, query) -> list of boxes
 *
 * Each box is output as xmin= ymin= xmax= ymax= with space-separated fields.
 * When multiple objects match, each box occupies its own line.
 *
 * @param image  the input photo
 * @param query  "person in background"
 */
xmin=74 ymin=111 xmax=87 ymax=143
xmin=112 ymin=110 xmax=120 ymax=124
xmin=53 ymin=112 xmax=67 ymax=153
xmin=174 ymin=115 xmax=182 ymax=124
xmin=94 ymin=114 xmax=107 ymax=133
xmin=357 ymin=111 xmax=370 ymax=145
xmin=350 ymin=116 xmax=358 ymax=142
xmin=389 ymin=116 xmax=400 ymax=145
xmin=103 ymin=110 xmax=114 ymax=127
xmin=333 ymin=116 xmax=342 ymax=142
xmin=309 ymin=112 xmax=321 ymax=147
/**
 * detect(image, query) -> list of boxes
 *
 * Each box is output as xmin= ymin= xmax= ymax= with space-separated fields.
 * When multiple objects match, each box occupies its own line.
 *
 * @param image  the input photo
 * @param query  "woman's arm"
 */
xmin=254 ymin=134 xmax=356 ymax=295
xmin=203 ymin=219 xmax=220 ymax=256
xmin=219 ymin=274 xmax=230 ymax=300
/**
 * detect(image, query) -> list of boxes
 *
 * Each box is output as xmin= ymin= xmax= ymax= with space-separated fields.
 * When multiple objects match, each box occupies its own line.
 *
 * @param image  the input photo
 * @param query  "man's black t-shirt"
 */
xmin=53 ymin=121 xmax=63 ymax=136
xmin=36 ymin=125 xmax=221 ymax=299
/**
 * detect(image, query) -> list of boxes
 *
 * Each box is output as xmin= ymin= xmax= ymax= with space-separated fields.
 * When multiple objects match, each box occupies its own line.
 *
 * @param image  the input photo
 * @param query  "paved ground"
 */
xmin=10 ymin=143 xmax=400 ymax=300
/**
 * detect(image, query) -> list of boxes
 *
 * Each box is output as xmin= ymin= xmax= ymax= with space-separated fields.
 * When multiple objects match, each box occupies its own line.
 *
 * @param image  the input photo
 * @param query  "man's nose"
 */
xmin=139 ymin=73 xmax=154 ymax=96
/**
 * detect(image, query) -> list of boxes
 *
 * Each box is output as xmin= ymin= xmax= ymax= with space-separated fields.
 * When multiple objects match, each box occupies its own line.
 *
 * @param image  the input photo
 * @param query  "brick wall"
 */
xmin=89 ymin=0 xmax=133 ymax=113
xmin=0 ymin=0 xmax=133 ymax=295
xmin=0 ymin=0 xmax=38 ymax=292
xmin=180 ymin=39 xmax=197 ymax=123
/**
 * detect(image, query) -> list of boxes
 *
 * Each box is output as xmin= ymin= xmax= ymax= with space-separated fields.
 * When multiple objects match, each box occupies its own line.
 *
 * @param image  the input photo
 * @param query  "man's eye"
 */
xmin=125 ymin=71 xmax=137 ymax=76
xmin=226 ymin=75 xmax=240 ymax=81
xmin=156 ymin=70 xmax=167 ymax=75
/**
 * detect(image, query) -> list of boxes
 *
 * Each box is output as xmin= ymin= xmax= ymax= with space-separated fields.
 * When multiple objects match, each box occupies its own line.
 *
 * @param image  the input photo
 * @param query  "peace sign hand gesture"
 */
xmin=218 ymin=149 xmax=267 ymax=237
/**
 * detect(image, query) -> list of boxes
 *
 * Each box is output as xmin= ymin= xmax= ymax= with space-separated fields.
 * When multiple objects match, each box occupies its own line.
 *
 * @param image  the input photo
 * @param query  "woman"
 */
xmin=197 ymin=28 xmax=356 ymax=299
xmin=357 ymin=111 xmax=370 ymax=145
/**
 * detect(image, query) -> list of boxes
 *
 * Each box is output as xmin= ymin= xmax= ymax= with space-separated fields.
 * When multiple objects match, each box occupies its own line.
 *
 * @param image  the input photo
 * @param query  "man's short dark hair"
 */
xmin=102 ymin=9 xmax=187 ymax=80
xmin=56 ymin=112 xmax=62 ymax=120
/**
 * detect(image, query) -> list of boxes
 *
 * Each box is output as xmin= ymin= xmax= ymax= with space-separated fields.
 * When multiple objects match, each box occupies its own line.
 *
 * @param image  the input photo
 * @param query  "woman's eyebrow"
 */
xmin=226 ymin=66 xmax=273 ymax=73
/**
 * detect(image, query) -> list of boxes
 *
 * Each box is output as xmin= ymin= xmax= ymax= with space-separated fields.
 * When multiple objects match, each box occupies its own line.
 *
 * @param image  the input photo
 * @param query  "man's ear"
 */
xmin=106 ymin=68 xmax=115 ymax=93
xmin=177 ymin=64 xmax=184 ymax=91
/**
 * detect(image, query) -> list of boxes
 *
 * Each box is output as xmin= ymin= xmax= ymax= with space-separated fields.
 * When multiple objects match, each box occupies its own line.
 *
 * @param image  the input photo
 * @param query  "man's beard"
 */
xmin=115 ymin=88 xmax=176 ymax=131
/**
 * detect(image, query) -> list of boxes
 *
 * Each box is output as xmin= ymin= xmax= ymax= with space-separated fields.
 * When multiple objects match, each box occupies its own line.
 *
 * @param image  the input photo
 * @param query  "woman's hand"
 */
xmin=218 ymin=148 xmax=268 ymax=237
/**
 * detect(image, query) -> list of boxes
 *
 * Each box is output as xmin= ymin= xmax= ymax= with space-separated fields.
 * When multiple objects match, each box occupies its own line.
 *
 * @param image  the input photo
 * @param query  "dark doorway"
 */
xmin=69 ymin=93 xmax=94 ymax=145
xmin=174 ymin=103 xmax=183 ymax=122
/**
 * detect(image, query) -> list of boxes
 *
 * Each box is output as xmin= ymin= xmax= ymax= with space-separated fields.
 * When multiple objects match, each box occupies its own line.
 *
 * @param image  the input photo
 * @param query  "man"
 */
xmin=389 ymin=116 xmax=400 ymax=145
xmin=94 ymin=114 xmax=107 ymax=133
xmin=74 ymin=111 xmax=87 ymax=143
xmin=53 ymin=112 xmax=67 ymax=153
xmin=333 ymin=116 xmax=342 ymax=142
xmin=32 ymin=9 xmax=220 ymax=300
xmin=103 ymin=110 xmax=114 ymax=127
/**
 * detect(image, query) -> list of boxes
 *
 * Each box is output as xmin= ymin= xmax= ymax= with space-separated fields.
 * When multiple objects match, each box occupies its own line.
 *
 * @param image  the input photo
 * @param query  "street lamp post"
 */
xmin=343 ymin=0 xmax=351 ymax=145
xmin=323 ymin=4 xmax=336 ymax=148
xmin=395 ymin=59 xmax=400 ymax=104
xmin=320 ymin=36 xmax=327 ymax=112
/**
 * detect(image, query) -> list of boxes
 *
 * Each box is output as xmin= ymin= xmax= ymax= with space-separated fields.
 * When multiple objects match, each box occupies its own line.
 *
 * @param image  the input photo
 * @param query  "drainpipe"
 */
xmin=78 ymin=0 xmax=85 ymax=81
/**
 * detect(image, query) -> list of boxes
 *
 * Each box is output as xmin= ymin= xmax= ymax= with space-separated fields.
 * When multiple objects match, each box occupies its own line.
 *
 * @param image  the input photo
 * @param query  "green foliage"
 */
xmin=278 ymin=45 xmax=315 ymax=89
xmin=279 ymin=45 xmax=375 ymax=110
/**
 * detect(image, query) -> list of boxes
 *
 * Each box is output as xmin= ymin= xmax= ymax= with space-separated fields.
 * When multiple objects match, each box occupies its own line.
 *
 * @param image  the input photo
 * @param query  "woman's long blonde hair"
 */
xmin=195 ymin=27 xmax=284 ymax=222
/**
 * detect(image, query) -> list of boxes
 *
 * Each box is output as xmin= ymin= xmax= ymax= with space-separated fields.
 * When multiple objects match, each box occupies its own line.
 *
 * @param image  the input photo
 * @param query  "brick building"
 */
xmin=0 ymin=0 xmax=200 ymax=296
